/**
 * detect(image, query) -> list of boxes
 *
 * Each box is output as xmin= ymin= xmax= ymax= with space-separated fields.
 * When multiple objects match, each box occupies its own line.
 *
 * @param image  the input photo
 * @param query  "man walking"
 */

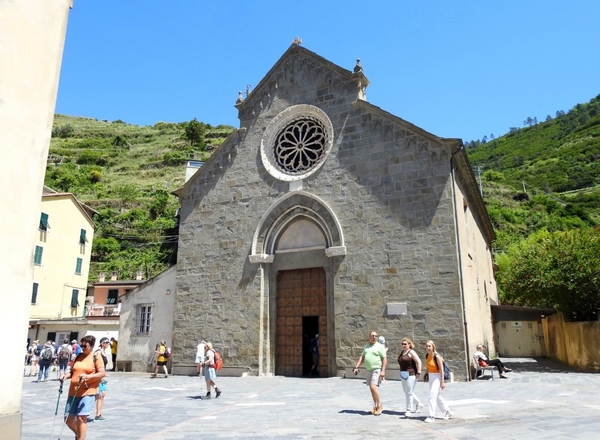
xmin=110 ymin=338 xmax=118 ymax=371
xmin=353 ymin=331 xmax=387 ymax=415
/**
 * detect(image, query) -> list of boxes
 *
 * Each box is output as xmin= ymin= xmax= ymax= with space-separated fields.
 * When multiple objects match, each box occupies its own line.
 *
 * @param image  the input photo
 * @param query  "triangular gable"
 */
xmin=235 ymin=43 xmax=369 ymax=119
xmin=41 ymin=193 xmax=97 ymax=229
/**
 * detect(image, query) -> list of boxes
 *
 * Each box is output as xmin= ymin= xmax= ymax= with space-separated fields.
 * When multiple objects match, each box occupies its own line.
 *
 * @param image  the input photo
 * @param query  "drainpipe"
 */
xmin=450 ymin=144 xmax=471 ymax=381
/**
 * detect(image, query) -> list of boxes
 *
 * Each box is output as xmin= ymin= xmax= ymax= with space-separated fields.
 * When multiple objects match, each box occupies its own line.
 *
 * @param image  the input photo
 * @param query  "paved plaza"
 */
xmin=22 ymin=358 xmax=600 ymax=439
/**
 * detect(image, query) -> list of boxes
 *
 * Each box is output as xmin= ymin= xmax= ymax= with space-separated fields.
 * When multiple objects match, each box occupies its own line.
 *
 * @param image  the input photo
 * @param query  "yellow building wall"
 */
xmin=31 ymin=195 xmax=94 ymax=319
xmin=543 ymin=313 xmax=600 ymax=371
xmin=453 ymin=178 xmax=499 ymax=357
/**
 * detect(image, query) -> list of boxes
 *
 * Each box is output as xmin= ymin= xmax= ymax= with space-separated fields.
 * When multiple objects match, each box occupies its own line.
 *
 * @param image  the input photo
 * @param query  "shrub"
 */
xmin=77 ymin=150 xmax=108 ymax=166
xmin=162 ymin=151 xmax=187 ymax=166
xmin=88 ymin=170 xmax=103 ymax=183
xmin=52 ymin=124 xmax=74 ymax=138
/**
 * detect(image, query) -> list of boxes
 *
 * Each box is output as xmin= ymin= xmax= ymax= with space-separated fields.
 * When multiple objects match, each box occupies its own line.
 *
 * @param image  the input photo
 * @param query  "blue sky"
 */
xmin=56 ymin=0 xmax=600 ymax=142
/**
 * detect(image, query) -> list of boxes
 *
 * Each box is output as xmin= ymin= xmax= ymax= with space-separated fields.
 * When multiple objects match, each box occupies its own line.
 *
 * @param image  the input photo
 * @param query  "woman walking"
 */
xmin=152 ymin=340 xmax=169 ymax=378
xmin=424 ymin=340 xmax=452 ymax=423
xmin=59 ymin=335 xmax=106 ymax=440
xmin=398 ymin=338 xmax=423 ymax=415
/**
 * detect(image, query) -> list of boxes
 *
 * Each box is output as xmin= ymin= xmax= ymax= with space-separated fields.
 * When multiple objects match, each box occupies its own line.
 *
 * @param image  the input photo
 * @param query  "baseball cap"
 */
xmin=99 ymin=337 xmax=109 ymax=344
xmin=71 ymin=340 xmax=77 ymax=343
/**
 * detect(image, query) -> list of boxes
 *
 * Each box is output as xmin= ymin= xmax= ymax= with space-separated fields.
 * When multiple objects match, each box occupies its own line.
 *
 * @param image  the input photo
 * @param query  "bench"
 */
xmin=473 ymin=354 xmax=495 ymax=380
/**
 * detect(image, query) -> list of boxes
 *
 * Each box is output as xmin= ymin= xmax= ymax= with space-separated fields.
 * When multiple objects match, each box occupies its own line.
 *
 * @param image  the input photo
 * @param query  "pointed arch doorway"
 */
xmin=275 ymin=267 xmax=327 ymax=377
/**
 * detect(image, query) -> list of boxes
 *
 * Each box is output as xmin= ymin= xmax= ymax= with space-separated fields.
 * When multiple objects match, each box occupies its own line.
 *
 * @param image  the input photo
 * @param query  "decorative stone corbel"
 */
xmin=249 ymin=254 xmax=275 ymax=264
xmin=325 ymin=246 xmax=346 ymax=257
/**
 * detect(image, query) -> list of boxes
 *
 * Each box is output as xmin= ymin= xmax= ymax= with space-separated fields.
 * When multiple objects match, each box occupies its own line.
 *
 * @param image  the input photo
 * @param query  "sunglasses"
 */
xmin=401 ymin=343 xmax=408 ymax=345
xmin=81 ymin=344 xmax=91 ymax=348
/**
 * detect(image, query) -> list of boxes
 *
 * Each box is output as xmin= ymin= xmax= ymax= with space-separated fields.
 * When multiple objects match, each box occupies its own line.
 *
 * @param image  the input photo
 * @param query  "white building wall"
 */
xmin=119 ymin=267 xmax=176 ymax=372
xmin=0 ymin=0 xmax=73 ymax=437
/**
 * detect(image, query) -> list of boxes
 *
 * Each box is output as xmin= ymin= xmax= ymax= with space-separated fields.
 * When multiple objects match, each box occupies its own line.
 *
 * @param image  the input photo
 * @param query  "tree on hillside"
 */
xmin=184 ymin=117 xmax=206 ymax=147
xmin=496 ymin=228 xmax=600 ymax=321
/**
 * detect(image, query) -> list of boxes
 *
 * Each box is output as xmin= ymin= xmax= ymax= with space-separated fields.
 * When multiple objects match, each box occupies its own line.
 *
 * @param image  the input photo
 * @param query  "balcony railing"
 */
xmin=86 ymin=303 xmax=121 ymax=317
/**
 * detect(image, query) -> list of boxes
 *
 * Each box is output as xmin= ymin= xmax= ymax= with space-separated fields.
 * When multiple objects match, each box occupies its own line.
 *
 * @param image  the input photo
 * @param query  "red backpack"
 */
xmin=212 ymin=350 xmax=223 ymax=370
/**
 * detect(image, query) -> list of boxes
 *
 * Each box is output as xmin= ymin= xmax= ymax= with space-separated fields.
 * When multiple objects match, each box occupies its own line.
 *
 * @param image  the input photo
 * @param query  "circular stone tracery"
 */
xmin=261 ymin=105 xmax=333 ymax=182
xmin=274 ymin=116 xmax=327 ymax=174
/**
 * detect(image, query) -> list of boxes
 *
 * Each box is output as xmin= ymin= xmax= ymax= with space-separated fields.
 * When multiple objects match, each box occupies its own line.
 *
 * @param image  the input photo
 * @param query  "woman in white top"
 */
xmin=195 ymin=340 xmax=206 ymax=375
xmin=474 ymin=344 xmax=512 ymax=378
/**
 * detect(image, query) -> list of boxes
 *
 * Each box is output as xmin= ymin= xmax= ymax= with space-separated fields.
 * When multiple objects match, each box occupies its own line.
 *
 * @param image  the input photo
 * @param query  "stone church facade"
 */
xmin=173 ymin=44 xmax=498 ymax=380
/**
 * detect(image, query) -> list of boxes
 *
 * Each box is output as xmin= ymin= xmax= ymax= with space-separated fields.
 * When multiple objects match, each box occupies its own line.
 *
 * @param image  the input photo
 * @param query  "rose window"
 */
xmin=261 ymin=105 xmax=333 ymax=182
xmin=274 ymin=117 xmax=327 ymax=174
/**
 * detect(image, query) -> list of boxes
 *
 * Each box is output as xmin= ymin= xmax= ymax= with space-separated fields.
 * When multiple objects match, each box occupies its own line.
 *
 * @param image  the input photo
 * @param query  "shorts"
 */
xmin=195 ymin=356 xmax=204 ymax=364
xmin=65 ymin=395 xmax=95 ymax=417
xmin=157 ymin=360 xmax=167 ymax=366
xmin=204 ymin=367 xmax=217 ymax=381
xmin=365 ymin=369 xmax=381 ymax=386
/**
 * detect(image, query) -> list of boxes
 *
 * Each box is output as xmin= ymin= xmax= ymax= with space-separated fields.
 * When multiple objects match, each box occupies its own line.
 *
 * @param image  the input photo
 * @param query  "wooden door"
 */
xmin=276 ymin=268 xmax=327 ymax=377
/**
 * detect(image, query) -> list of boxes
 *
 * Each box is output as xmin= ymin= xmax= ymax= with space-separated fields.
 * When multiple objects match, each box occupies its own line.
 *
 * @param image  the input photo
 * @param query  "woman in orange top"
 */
xmin=423 ymin=340 xmax=452 ymax=423
xmin=59 ymin=335 xmax=105 ymax=440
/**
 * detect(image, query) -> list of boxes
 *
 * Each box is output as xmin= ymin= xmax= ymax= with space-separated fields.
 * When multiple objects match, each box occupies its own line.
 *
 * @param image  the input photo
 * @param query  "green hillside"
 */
xmin=466 ymin=94 xmax=600 ymax=250
xmin=46 ymin=115 xmax=235 ymax=282
xmin=45 ymin=93 xmax=600 ymax=284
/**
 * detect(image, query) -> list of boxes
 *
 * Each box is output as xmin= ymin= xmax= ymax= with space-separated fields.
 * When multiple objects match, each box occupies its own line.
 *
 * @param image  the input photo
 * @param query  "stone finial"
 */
xmin=353 ymin=58 xmax=363 ymax=73
xmin=236 ymin=91 xmax=244 ymax=105
xmin=292 ymin=36 xmax=303 ymax=46
xmin=246 ymin=85 xmax=251 ymax=97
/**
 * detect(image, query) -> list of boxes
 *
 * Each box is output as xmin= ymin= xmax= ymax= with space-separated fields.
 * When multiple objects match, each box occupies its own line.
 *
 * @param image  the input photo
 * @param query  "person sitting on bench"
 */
xmin=474 ymin=345 xmax=512 ymax=378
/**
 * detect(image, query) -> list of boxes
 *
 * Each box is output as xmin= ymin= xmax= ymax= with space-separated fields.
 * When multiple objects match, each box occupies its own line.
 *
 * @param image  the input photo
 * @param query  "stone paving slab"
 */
xmin=22 ymin=358 xmax=600 ymax=439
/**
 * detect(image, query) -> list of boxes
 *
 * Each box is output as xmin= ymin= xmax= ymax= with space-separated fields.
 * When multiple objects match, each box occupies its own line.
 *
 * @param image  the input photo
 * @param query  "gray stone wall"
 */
xmin=176 ymin=47 xmax=468 ymax=378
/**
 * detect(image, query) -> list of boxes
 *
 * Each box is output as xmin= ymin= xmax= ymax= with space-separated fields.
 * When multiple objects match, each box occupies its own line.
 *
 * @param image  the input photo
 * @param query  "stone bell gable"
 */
xmin=173 ymin=43 xmax=498 ymax=380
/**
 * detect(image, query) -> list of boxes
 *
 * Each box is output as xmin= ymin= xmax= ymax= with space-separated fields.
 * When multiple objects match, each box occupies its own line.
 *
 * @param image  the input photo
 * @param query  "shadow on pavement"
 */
xmin=501 ymin=356 xmax=597 ymax=374
xmin=338 ymin=409 xmax=372 ymax=416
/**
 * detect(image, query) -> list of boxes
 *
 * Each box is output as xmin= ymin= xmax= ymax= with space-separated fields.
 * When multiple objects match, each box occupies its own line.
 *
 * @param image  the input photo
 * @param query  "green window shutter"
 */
xmin=75 ymin=257 xmax=83 ymax=275
xmin=39 ymin=213 xmax=49 ymax=231
xmin=79 ymin=229 xmax=87 ymax=245
xmin=34 ymin=246 xmax=43 ymax=265
xmin=31 ymin=283 xmax=39 ymax=304
xmin=71 ymin=289 xmax=79 ymax=308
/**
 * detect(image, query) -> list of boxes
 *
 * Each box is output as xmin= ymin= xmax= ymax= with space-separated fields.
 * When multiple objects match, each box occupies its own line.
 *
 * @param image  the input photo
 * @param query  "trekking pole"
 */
xmin=56 ymin=377 xmax=85 ymax=440
xmin=49 ymin=379 xmax=64 ymax=440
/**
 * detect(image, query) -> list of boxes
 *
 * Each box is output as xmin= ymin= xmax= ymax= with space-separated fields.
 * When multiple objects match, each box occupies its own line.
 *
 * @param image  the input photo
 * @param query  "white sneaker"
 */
xmin=424 ymin=417 xmax=435 ymax=423
xmin=415 ymin=402 xmax=423 ymax=413
xmin=443 ymin=410 xmax=453 ymax=420
xmin=404 ymin=410 xmax=412 ymax=416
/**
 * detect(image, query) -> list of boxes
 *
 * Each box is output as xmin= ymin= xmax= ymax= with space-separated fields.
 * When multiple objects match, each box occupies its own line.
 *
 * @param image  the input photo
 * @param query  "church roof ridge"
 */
xmin=235 ymin=43 xmax=369 ymax=111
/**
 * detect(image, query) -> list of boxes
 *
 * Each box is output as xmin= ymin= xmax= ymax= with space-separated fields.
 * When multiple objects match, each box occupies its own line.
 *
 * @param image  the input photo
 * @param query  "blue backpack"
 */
xmin=433 ymin=353 xmax=451 ymax=380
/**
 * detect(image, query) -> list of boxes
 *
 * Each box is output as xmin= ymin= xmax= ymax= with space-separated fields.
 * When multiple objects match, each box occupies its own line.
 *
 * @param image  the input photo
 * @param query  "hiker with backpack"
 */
xmin=423 ymin=340 xmax=452 ymax=423
xmin=59 ymin=335 xmax=106 ymax=440
xmin=152 ymin=340 xmax=169 ymax=378
xmin=27 ymin=340 xmax=40 ymax=377
xmin=93 ymin=337 xmax=111 ymax=421
xmin=57 ymin=339 xmax=72 ymax=376
xmin=72 ymin=339 xmax=82 ymax=361
xmin=37 ymin=341 xmax=54 ymax=382
xmin=202 ymin=342 xmax=222 ymax=399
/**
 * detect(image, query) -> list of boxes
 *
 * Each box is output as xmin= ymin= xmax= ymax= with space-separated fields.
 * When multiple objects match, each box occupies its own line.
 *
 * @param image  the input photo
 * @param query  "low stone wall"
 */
xmin=542 ymin=312 xmax=600 ymax=371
